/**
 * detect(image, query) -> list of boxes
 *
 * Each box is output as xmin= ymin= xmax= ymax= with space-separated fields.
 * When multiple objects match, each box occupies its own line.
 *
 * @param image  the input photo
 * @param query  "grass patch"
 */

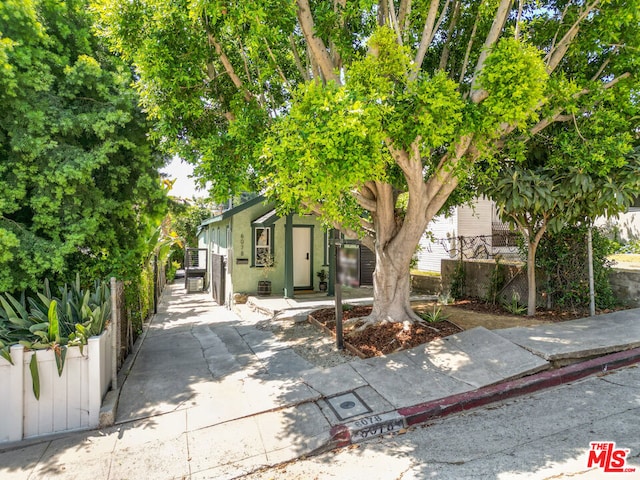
xmin=410 ymin=269 xmax=441 ymax=277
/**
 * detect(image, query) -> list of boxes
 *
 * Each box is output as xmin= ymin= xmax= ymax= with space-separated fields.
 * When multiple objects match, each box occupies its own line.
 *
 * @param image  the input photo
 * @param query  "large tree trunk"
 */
xmin=353 ymin=176 xmax=427 ymax=326
xmin=368 ymin=243 xmax=422 ymax=325
xmin=354 ymin=139 xmax=469 ymax=327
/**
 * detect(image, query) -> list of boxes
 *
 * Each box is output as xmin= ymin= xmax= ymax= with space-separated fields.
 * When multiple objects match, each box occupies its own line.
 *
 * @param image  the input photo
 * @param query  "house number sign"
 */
xmin=350 ymin=413 xmax=406 ymax=442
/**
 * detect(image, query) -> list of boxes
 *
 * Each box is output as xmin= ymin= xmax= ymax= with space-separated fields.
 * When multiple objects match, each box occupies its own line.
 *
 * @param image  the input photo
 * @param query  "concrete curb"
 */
xmin=327 ymin=346 xmax=640 ymax=449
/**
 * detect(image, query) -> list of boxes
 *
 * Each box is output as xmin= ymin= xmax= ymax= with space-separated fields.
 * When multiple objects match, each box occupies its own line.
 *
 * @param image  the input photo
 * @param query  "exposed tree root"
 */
xmin=344 ymin=314 xmax=439 ymax=335
xmin=343 ymin=316 xmax=387 ymax=333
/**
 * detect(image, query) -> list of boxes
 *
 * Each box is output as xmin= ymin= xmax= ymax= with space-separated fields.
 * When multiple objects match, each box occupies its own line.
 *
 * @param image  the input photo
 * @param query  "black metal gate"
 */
xmin=211 ymin=254 xmax=226 ymax=305
xmin=359 ymin=245 xmax=376 ymax=286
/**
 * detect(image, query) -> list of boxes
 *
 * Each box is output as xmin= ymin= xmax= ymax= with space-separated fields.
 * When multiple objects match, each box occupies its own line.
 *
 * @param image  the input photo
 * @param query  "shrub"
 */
xmin=0 ymin=274 xmax=111 ymax=399
xmin=535 ymin=226 xmax=616 ymax=311
xmin=166 ymin=260 xmax=181 ymax=282
xmin=449 ymin=260 xmax=465 ymax=300
xmin=419 ymin=305 xmax=448 ymax=323
xmin=485 ymin=256 xmax=506 ymax=305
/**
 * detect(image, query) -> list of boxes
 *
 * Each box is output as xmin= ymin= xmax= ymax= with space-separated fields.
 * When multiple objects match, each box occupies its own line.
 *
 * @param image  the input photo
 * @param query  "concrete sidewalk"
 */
xmin=2 ymin=283 xmax=640 ymax=480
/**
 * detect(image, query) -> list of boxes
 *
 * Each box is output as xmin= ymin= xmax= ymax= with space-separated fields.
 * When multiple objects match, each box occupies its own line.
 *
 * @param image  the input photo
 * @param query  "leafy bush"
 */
xmin=485 ymin=256 xmax=506 ymax=305
xmin=166 ymin=260 xmax=181 ymax=282
xmin=0 ymin=274 xmax=111 ymax=399
xmin=502 ymin=292 xmax=527 ymax=315
xmin=419 ymin=305 xmax=449 ymax=323
xmin=449 ymin=260 xmax=466 ymax=300
xmin=121 ymin=263 xmax=155 ymax=337
xmin=535 ymin=226 xmax=616 ymax=311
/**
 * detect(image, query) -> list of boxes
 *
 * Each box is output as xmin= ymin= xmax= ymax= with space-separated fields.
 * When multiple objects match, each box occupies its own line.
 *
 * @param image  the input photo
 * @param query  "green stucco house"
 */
xmin=197 ymin=195 xmax=375 ymax=305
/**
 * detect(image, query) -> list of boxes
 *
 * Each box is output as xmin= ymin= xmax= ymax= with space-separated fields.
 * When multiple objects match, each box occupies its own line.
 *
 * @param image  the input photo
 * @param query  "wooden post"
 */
xmin=333 ymin=229 xmax=344 ymax=350
xmin=110 ymin=277 xmax=118 ymax=390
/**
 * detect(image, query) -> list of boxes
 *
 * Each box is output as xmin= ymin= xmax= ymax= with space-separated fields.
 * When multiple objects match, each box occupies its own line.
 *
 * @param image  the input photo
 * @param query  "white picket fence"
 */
xmin=0 ymin=325 xmax=113 ymax=444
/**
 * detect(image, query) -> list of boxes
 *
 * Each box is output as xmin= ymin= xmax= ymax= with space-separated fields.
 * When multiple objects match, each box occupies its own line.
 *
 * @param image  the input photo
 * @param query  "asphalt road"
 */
xmin=243 ymin=365 xmax=640 ymax=479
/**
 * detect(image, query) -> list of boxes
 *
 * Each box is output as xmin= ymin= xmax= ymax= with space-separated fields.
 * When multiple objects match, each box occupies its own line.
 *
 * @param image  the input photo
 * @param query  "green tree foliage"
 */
xmin=169 ymin=199 xmax=215 ymax=249
xmin=485 ymin=130 xmax=640 ymax=315
xmin=93 ymin=0 xmax=639 ymax=324
xmin=0 ymin=0 xmax=167 ymax=293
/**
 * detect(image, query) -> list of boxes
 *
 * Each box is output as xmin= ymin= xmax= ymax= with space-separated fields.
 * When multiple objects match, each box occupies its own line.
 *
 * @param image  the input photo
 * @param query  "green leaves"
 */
xmin=0 ymin=0 xmax=167 ymax=293
xmin=29 ymin=354 xmax=40 ymax=400
xmin=478 ymin=38 xmax=548 ymax=129
xmin=388 ymin=70 xmax=466 ymax=153
xmin=261 ymin=26 xmax=473 ymax=230
xmin=261 ymin=78 xmax=389 ymax=230
xmin=347 ymin=27 xmax=412 ymax=99
xmin=0 ymin=275 xmax=112 ymax=399
xmin=48 ymin=301 xmax=60 ymax=344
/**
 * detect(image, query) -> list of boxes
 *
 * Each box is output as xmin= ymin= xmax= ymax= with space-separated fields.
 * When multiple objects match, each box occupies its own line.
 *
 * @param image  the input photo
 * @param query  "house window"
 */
xmin=254 ymin=227 xmax=273 ymax=266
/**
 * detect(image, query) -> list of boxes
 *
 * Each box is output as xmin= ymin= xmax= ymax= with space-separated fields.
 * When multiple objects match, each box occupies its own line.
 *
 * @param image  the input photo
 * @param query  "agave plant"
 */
xmin=0 ymin=292 xmax=43 ymax=360
xmin=0 ymin=274 xmax=112 ymax=399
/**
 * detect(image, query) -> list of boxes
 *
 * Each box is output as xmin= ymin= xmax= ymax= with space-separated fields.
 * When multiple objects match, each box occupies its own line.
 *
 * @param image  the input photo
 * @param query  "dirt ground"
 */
xmin=259 ymin=299 xmax=594 ymax=369
xmin=414 ymin=300 xmax=582 ymax=330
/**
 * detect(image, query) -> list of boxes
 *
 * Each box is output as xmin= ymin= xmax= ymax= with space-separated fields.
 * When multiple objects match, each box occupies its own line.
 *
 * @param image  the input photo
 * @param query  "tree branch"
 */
xmin=514 ymin=0 xmax=523 ymax=40
xmin=385 ymin=137 xmax=419 ymax=180
xmin=263 ymin=36 xmax=291 ymax=89
xmin=438 ymin=1 xmax=460 ymax=73
xmin=352 ymin=189 xmax=378 ymax=212
xmin=296 ymin=0 xmax=340 ymax=84
xmin=373 ymin=181 xmax=398 ymax=248
xmin=548 ymin=3 xmax=571 ymax=59
xmin=544 ymin=0 xmax=600 ymax=74
xmin=529 ymin=72 xmax=631 ymax=136
xmin=423 ymin=134 xmax=474 ymax=221
xmin=359 ymin=218 xmax=375 ymax=234
xmin=302 ymin=201 xmax=373 ymax=246
xmin=377 ymin=0 xmax=388 ymax=27
xmin=470 ymin=0 xmax=513 ymax=103
xmin=358 ymin=232 xmax=376 ymax=252
xmin=411 ymin=0 xmax=441 ymax=80
xmin=532 ymin=215 xmax=549 ymax=247
xmin=599 ymin=71 xmax=631 ymax=90
xmin=507 ymin=214 xmax=523 ymax=233
xmin=207 ymin=33 xmax=252 ymax=101
xmin=238 ymin=38 xmax=254 ymax=86
xmin=330 ymin=0 xmax=347 ymax=68
xmin=307 ymin=44 xmax=322 ymax=81
xmin=398 ymin=0 xmax=412 ymax=35
xmin=458 ymin=3 xmax=479 ymax=85
xmin=591 ymin=56 xmax=611 ymax=82
xmin=290 ymin=34 xmax=310 ymax=81
xmin=363 ymin=181 xmax=378 ymax=199
xmin=387 ymin=0 xmax=403 ymax=44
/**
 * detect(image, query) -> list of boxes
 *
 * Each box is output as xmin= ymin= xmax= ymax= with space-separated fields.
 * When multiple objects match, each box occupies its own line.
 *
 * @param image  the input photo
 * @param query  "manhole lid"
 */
xmin=325 ymin=391 xmax=372 ymax=421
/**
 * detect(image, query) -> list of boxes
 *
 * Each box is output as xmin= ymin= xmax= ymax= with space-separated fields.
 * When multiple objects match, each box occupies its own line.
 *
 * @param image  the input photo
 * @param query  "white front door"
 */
xmin=293 ymin=227 xmax=312 ymax=287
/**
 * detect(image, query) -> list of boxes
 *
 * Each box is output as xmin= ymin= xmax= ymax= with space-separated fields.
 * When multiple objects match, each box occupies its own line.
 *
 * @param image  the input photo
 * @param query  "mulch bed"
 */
xmin=451 ymin=298 xmax=620 ymax=322
xmin=308 ymin=305 xmax=462 ymax=358
xmin=307 ymin=300 xmax=629 ymax=359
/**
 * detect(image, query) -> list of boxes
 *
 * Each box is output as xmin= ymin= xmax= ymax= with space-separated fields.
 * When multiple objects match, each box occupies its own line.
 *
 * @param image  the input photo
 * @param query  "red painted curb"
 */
xmin=326 ymin=347 xmax=640 ymax=449
xmin=329 ymin=424 xmax=351 ymax=448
